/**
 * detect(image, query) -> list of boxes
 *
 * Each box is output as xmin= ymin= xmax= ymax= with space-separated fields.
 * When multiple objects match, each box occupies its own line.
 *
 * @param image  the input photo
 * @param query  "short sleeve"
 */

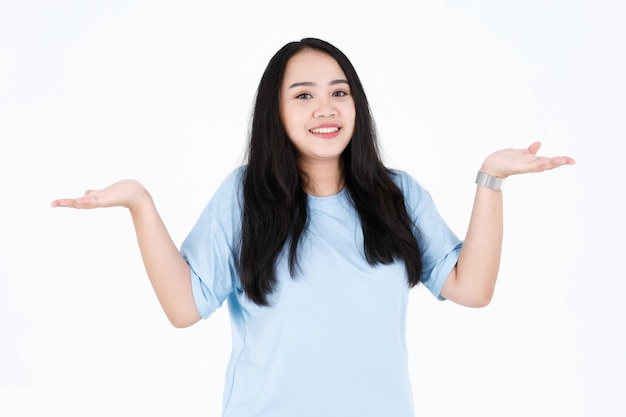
xmin=179 ymin=168 xmax=244 ymax=318
xmin=391 ymin=170 xmax=463 ymax=300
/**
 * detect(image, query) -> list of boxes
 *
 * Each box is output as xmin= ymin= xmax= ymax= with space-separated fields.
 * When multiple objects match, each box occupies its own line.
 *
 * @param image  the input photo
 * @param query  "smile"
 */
xmin=309 ymin=127 xmax=340 ymax=134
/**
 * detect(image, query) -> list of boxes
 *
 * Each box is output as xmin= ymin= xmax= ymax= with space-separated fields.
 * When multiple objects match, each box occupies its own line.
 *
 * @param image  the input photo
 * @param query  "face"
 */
xmin=279 ymin=49 xmax=356 ymax=171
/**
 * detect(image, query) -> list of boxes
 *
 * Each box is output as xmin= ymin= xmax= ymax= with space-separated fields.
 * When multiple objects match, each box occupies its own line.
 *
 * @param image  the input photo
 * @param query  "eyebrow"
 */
xmin=287 ymin=79 xmax=349 ymax=89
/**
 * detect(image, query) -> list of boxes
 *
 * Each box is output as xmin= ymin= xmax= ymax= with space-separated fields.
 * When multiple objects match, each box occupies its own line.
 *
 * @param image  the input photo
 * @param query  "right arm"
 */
xmin=51 ymin=179 xmax=201 ymax=328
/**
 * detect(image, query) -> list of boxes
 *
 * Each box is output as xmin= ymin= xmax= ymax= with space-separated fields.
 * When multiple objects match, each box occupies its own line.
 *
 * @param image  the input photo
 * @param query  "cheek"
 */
xmin=279 ymin=115 xmax=294 ymax=139
xmin=280 ymin=114 xmax=296 ymax=136
xmin=280 ymin=103 xmax=297 ymax=125
xmin=343 ymin=100 xmax=356 ymax=120
xmin=344 ymin=106 xmax=356 ymax=130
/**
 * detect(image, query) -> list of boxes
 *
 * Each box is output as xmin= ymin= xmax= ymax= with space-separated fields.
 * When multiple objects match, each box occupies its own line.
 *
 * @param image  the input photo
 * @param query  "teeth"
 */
xmin=310 ymin=127 xmax=339 ymax=134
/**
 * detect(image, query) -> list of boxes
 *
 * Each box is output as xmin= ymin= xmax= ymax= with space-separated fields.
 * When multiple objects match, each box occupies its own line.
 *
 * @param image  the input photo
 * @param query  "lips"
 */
xmin=309 ymin=125 xmax=341 ymax=140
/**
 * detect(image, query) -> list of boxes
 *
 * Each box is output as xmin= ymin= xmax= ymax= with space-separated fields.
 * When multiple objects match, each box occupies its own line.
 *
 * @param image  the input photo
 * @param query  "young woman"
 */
xmin=51 ymin=38 xmax=575 ymax=417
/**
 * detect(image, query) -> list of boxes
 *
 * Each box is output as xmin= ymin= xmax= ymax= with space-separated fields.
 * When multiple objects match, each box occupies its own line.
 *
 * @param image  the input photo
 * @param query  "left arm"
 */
xmin=440 ymin=141 xmax=575 ymax=307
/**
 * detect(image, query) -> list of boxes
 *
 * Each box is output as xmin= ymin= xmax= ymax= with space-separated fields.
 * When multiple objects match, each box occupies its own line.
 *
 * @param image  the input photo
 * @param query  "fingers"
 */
xmin=550 ymin=155 xmax=576 ymax=168
xmin=559 ymin=155 xmax=576 ymax=165
xmin=50 ymin=198 xmax=78 ymax=208
xmin=525 ymin=142 xmax=575 ymax=171
xmin=50 ymin=191 xmax=104 ymax=209
xmin=530 ymin=156 xmax=575 ymax=173
xmin=527 ymin=141 xmax=542 ymax=155
xmin=50 ymin=197 xmax=93 ymax=209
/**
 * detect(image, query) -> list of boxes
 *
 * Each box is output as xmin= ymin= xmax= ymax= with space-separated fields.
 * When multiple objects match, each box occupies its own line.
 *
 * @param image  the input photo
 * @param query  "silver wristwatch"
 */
xmin=475 ymin=171 xmax=504 ymax=191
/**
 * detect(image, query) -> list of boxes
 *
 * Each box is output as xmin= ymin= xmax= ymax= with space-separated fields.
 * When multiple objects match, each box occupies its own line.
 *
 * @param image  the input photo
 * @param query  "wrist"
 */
xmin=129 ymin=187 xmax=152 ymax=214
xmin=475 ymin=170 xmax=504 ymax=191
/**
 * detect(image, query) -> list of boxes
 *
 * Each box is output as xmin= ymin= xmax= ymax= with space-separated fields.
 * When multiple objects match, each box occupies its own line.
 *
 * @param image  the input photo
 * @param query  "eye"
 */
xmin=333 ymin=90 xmax=349 ymax=97
xmin=296 ymin=93 xmax=312 ymax=99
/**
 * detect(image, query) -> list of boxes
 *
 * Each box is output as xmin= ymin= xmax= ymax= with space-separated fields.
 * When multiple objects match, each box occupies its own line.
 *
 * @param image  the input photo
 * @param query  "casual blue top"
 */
xmin=180 ymin=166 xmax=463 ymax=417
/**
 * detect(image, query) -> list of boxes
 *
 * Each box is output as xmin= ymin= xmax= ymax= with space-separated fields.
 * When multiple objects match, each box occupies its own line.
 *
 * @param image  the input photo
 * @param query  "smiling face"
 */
xmin=279 ymin=48 xmax=356 ymax=174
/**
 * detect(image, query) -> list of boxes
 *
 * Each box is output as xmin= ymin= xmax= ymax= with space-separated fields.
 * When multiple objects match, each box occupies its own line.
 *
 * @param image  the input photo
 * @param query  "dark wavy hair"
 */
xmin=240 ymin=38 xmax=422 ymax=305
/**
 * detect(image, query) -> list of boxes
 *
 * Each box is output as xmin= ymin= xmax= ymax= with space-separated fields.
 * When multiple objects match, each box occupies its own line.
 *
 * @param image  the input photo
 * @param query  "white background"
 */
xmin=1 ymin=1 xmax=623 ymax=416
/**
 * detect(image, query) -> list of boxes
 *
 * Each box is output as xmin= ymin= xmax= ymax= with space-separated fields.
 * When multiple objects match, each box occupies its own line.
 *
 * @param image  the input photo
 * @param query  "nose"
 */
xmin=313 ymin=97 xmax=337 ymax=118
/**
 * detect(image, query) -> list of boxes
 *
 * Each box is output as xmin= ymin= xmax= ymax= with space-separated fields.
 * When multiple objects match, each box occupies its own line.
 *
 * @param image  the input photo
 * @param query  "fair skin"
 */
xmin=441 ymin=141 xmax=575 ymax=307
xmin=279 ymin=49 xmax=355 ymax=196
xmin=51 ymin=49 xmax=576 ymax=326
xmin=52 ymin=180 xmax=202 ymax=328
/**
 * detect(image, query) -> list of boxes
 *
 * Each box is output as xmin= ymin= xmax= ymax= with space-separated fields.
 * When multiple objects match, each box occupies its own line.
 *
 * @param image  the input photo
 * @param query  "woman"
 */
xmin=51 ymin=38 xmax=575 ymax=416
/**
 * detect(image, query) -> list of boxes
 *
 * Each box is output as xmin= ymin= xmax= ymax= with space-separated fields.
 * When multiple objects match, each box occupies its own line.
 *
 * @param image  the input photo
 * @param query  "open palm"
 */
xmin=481 ymin=141 xmax=575 ymax=178
xmin=51 ymin=179 xmax=147 ymax=211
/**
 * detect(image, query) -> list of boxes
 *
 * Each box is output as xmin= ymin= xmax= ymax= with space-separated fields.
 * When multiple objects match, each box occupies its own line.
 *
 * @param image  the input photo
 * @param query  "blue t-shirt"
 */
xmin=180 ymin=167 xmax=462 ymax=417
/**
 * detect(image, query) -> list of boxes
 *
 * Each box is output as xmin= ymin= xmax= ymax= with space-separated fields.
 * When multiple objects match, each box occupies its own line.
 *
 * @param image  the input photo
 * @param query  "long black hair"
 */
xmin=240 ymin=38 xmax=422 ymax=305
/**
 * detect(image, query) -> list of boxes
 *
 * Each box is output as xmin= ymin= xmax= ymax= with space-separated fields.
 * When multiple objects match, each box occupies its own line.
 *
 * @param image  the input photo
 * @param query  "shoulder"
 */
xmin=388 ymin=168 xmax=426 ymax=195
xmin=203 ymin=165 xmax=247 ymax=217
xmin=215 ymin=165 xmax=246 ymax=195
xmin=387 ymin=168 xmax=434 ymax=214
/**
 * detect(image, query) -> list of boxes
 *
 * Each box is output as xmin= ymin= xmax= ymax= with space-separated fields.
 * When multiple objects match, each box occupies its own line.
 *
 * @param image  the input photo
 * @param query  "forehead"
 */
xmin=282 ymin=49 xmax=347 ymax=85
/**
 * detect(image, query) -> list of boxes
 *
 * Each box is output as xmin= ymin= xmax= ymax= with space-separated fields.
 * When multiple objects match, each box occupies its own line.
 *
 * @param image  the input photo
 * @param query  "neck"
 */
xmin=299 ymin=159 xmax=344 ymax=197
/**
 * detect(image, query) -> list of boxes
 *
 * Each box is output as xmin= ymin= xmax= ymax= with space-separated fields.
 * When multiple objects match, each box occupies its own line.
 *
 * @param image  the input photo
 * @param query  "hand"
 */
xmin=481 ymin=141 xmax=575 ymax=178
xmin=51 ymin=179 xmax=148 ymax=211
